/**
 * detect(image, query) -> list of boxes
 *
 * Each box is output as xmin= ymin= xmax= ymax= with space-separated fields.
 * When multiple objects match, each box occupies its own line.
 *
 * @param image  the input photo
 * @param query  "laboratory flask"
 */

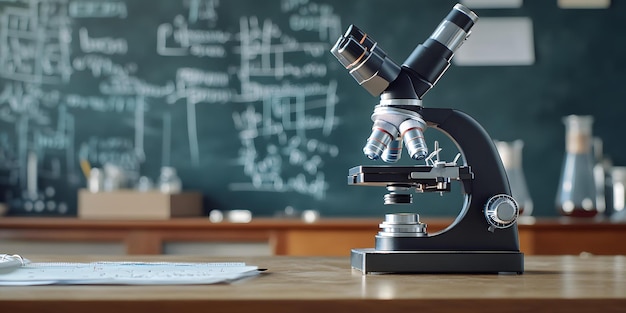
xmin=555 ymin=115 xmax=598 ymax=217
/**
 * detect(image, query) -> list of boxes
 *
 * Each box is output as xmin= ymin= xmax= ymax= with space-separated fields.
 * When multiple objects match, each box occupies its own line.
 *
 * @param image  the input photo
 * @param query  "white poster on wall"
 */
xmin=558 ymin=0 xmax=610 ymax=9
xmin=454 ymin=17 xmax=535 ymax=66
xmin=461 ymin=0 xmax=523 ymax=8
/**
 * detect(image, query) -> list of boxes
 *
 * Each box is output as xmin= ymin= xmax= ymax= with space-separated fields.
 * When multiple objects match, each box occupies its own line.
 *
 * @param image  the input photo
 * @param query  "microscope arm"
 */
xmin=421 ymin=107 xmax=511 ymax=199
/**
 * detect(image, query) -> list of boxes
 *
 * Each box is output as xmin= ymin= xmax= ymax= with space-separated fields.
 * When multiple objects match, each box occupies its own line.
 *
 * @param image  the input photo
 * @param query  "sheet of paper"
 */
xmin=0 ymin=262 xmax=260 ymax=285
xmin=454 ymin=17 xmax=535 ymax=66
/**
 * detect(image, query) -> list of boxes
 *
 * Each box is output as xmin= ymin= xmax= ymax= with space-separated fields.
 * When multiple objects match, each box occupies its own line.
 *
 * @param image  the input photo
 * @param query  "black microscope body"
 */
xmin=331 ymin=3 xmax=524 ymax=274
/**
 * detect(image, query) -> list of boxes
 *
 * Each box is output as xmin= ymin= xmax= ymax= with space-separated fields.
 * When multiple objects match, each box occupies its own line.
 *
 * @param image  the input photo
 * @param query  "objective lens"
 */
xmin=363 ymin=120 xmax=398 ymax=160
xmin=399 ymin=118 xmax=428 ymax=160
xmin=381 ymin=137 xmax=403 ymax=163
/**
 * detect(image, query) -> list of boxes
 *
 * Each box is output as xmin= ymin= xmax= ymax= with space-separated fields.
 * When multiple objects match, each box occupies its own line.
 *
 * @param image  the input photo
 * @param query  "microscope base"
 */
xmin=351 ymin=248 xmax=524 ymax=274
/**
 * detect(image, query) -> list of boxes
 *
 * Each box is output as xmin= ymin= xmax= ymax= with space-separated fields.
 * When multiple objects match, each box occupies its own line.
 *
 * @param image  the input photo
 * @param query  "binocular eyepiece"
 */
xmin=330 ymin=25 xmax=401 ymax=97
xmin=331 ymin=4 xmax=477 ymax=99
xmin=331 ymin=4 xmax=478 ymax=163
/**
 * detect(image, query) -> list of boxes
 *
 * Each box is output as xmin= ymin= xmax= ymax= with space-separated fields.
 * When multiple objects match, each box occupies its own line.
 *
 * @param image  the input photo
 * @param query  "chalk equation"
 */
xmin=0 ymin=0 xmax=344 ymax=215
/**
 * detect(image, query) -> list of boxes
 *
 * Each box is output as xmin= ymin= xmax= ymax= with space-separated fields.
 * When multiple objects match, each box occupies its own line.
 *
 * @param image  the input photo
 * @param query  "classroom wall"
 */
xmin=0 ymin=0 xmax=624 ymax=218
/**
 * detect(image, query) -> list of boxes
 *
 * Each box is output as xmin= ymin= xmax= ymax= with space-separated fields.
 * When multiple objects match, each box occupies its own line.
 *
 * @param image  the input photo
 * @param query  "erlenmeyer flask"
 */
xmin=495 ymin=140 xmax=533 ymax=216
xmin=555 ymin=115 xmax=598 ymax=217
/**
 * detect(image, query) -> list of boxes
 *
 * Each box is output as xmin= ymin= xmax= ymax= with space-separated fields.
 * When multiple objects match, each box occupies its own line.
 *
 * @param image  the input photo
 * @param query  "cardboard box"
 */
xmin=78 ymin=189 xmax=203 ymax=219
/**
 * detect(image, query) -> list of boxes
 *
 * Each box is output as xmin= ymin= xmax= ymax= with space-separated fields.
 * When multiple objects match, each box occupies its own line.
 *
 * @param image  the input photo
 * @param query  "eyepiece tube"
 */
xmin=331 ymin=26 xmax=375 ymax=69
xmin=401 ymin=3 xmax=478 ymax=98
xmin=432 ymin=3 xmax=478 ymax=52
xmin=331 ymin=25 xmax=401 ymax=96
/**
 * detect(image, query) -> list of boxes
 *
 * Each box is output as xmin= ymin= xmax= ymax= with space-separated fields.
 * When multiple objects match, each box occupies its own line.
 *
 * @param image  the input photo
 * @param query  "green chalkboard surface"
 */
xmin=1 ymin=0 xmax=625 ymax=218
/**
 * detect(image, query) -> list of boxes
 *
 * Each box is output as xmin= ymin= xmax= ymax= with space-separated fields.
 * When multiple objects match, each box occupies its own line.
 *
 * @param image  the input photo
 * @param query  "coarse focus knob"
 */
xmin=484 ymin=194 xmax=519 ymax=231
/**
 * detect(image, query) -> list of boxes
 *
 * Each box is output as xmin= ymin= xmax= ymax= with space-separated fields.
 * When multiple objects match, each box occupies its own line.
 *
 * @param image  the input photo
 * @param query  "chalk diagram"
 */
xmin=228 ymin=9 xmax=341 ymax=200
xmin=0 ymin=0 xmax=343 ymax=214
xmin=0 ymin=0 xmax=74 ymax=214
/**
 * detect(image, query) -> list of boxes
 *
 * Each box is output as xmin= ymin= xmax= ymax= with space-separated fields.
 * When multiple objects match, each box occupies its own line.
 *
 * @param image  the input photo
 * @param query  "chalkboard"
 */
xmin=1 ymin=0 xmax=626 ymax=218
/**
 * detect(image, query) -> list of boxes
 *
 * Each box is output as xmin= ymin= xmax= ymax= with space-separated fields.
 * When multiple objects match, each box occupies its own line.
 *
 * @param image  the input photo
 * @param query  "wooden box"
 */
xmin=78 ymin=189 xmax=203 ymax=219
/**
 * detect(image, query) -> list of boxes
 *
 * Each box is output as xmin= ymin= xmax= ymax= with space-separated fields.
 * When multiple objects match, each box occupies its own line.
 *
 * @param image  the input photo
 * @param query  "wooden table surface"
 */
xmin=1 ymin=255 xmax=625 ymax=313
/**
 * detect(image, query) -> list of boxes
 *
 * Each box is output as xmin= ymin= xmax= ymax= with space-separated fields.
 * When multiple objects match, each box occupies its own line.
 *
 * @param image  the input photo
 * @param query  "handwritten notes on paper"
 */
xmin=0 ymin=261 xmax=260 ymax=285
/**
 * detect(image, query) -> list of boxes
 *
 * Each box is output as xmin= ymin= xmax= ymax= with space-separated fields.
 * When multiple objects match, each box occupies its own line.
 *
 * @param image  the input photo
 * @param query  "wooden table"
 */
xmin=1 ymin=255 xmax=625 ymax=313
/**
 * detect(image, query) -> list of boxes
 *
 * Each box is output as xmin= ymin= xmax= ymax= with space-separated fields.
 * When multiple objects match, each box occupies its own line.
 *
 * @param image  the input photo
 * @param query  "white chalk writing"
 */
xmin=0 ymin=0 xmax=344 ymax=214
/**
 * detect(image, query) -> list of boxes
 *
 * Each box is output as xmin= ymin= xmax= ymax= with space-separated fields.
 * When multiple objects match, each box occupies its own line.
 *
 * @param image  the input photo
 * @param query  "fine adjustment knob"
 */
xmin=484 ymin=194 xmax=519 ymax=231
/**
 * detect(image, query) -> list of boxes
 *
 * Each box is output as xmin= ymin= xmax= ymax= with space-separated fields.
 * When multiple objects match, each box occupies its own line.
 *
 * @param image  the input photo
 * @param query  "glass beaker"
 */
xmin=495 ymin=140 xmax=533 ymax=216
xmin=555 ymin=115 xmax=598 ymax=217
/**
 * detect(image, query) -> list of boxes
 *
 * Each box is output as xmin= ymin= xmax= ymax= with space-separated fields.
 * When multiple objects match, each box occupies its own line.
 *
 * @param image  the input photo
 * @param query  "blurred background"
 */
xmin=0 ymin=0 xmax=624 ymax=219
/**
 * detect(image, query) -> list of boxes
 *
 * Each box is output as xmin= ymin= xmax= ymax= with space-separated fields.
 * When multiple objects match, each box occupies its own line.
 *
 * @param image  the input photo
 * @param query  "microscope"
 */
xmin=331 ymin=3 xmax=524 ymax=274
